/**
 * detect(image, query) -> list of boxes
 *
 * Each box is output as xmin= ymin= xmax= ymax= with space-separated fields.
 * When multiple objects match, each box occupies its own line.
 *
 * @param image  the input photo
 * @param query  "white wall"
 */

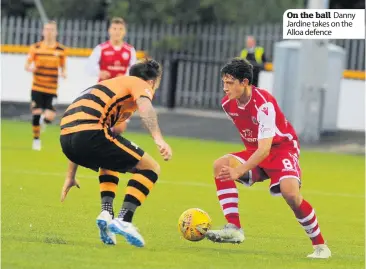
xmin=1 ymin=54 xmax=98 ymax=104
xmin=1 ymin=53 xmax=365 ymax=131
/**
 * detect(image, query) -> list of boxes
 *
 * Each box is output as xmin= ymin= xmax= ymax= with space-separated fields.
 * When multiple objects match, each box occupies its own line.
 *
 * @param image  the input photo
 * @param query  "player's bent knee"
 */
xmin=150 ymin=161 xmax=161 ymax=175
xmin=282 ymin=193 xmax=303 ymax=209
xmin=135 ymin=153 xmax=161 ymax=175
xmin=281 ymin=188 xmax=302 ymax=208
xmin=282 ymin=191 xmax=298 ymax=201
xmin=213 ymin=156 xmax=229 ymax=175
xmin=44 ymin=110 xmax=56 ymax=121
xmin=213 ymin=155 xmax=242 ymax=174
xmin=280 ymin=177 xmax=302 ymax=207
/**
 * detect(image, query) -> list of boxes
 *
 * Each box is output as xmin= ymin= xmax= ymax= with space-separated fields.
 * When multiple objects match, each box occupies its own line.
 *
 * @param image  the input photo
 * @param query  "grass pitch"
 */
xmin=1 ymin=120 xmax=365 ymax=269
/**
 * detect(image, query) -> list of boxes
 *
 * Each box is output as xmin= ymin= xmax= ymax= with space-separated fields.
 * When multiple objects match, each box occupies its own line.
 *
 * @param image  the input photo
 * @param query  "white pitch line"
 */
xmin=3 ymin=169 xmax=365 ymax=199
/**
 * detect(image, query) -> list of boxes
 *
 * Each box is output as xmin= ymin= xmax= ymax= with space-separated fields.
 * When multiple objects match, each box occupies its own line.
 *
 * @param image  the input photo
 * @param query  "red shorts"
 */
xmin=228 ymin=150 xmax=302 ymax=196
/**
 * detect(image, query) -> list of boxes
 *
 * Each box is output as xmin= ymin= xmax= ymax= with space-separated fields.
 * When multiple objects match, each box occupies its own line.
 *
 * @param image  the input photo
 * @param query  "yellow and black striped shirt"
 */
xmin=60 ymin=76 xmax=155 ymax=135
xmin=27 ymin=41 xmax=66 ymax=96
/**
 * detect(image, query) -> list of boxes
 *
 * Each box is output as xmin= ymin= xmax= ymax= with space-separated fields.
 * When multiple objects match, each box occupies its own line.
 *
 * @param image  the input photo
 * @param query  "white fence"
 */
xmin=1 ymin=53 xmax=364 ymax=131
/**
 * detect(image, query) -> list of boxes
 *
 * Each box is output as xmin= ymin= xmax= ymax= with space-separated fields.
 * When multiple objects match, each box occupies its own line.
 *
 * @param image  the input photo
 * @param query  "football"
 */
xmin=178 ymin=208 xmax=212 ymax=241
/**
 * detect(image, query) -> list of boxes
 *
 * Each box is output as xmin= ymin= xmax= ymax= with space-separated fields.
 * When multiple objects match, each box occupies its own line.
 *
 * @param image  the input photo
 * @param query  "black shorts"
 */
xmin=31 ymin=91 xmax=56 ymax=111
xmin=60 ymin=129 xmax=145 ymax=173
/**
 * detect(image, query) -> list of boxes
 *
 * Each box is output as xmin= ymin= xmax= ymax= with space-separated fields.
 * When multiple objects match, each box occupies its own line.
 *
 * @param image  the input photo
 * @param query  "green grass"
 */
xmin=1 ymin=120 xmax=365 ymax=269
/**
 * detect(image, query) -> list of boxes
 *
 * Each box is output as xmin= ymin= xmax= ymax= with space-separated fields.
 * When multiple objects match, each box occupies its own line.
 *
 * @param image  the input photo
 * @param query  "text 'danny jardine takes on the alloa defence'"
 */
xmin=283 ymin=9 xmax=365 ymax=39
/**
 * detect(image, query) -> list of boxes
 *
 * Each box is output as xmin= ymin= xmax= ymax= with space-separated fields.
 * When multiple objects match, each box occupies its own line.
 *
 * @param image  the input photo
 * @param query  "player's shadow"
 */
xmin=43 ymin=236 xmax=67 ymax=245
xmin=5 ymin=235 xmax=69 ymax=245
xmin=9 ymin=235 xmax=109 ymax=248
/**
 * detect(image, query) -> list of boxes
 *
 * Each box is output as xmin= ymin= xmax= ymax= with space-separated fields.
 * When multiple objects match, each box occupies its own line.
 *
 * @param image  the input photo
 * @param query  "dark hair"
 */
xmin=129 ymin=59 xmax=162 ymax=81
xmin=220 ymin=58 xmax=253 ymax=84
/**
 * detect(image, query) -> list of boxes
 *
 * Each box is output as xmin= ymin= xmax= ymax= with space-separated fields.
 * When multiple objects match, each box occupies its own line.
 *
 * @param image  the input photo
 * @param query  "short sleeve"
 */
xmin=129 ymin=78 xmax=154 ymax=101
xmin=257 ymin=102 xmax=276 ymax=139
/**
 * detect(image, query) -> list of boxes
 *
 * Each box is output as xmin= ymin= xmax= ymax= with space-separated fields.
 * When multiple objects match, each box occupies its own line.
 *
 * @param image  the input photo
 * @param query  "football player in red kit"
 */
xmin=205 ymin=58 xmax=331 ymax=259
xmin=86 ymin=17 xmax=136 ymax=81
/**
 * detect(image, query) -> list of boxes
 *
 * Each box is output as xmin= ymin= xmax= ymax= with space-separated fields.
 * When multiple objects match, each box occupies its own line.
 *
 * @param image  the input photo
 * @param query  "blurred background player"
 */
xmin=59 ymin=59 xmax=172 ymax=248
xmin=86 ymin=16 xmax=136 ymax=82
xmin=239 ymin=36 xmax=266 ymax=87
xmin=25 ymin=20 xmax=67 ymax=151
xmin=205 ymin=58 xmax=331 ymax=259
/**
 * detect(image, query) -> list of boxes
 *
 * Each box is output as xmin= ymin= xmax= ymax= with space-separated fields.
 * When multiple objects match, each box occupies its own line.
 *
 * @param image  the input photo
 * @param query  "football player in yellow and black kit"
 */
xmin=59 ymin=60 xmax=172 ymax=248
xmin=25 ymin=21 xmax=67 ymax=151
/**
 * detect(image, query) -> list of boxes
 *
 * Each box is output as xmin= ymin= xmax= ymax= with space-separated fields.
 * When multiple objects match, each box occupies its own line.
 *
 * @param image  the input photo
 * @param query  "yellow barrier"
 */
xmin=0 ymin=45 xmax=147 ymax=59
xmin=1 ymin=45 xmax=364 ymax=80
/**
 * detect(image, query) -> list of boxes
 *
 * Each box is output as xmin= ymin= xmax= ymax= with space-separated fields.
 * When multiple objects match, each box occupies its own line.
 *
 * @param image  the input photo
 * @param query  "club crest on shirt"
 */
xmin=252 ymin=116 xmax=258 ymax=125
xmin=122 ymin=52 xmax=130 ymax=60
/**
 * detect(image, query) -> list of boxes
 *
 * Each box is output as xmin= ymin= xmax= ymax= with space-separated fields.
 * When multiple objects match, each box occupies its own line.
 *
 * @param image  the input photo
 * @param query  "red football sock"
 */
xmin=293 ymin=199 xmax=325 ymax=245
xmin=215 ymin=177 xmax=241 ymax=228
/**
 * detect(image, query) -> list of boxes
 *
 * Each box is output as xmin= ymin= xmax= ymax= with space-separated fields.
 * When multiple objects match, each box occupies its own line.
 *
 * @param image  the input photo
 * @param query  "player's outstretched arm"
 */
xmin=61 ymin=161 xmax=80 ymax=202
xmin=136 ymin=96 xmax=172 ymax=161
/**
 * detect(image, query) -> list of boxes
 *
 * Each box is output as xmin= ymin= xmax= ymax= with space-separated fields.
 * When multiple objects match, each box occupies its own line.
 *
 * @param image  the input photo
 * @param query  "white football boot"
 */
xmin=108 ymin=218 xmax=145 ymax=247
xmin=96 ymin=211 xmax=116 ymax=245
xmin=206 ymin=223 xmax=245 ymax=244
xmin=307 ymin=244 xmax=331 ymax=259
xmin=32 ymin=139 xmax=41 ymax=151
